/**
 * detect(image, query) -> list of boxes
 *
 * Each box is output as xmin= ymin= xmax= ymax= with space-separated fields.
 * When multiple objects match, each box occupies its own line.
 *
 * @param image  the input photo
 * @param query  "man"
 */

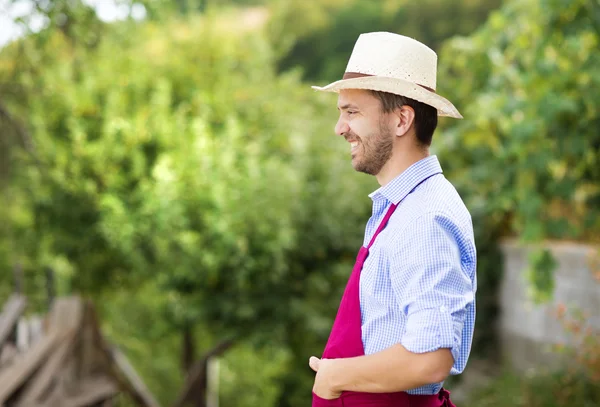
xmin=308 ymin=32 xmax=477 ymax=407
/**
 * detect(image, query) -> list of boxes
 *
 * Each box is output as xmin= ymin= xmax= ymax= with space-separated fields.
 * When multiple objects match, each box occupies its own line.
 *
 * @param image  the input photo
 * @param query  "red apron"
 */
xmin=313 ymin=203 xmax=455 ymax=407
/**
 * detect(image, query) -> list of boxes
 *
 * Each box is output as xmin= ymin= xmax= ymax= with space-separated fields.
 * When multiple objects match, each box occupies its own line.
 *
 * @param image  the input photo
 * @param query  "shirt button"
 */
xmin=440 ymin=306 xmax=447 ymax=312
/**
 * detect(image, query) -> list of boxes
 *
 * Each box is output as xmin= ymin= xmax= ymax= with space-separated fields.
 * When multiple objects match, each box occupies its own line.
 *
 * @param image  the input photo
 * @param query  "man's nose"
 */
xmin=335 ymin=117 xmax=349 ymax=136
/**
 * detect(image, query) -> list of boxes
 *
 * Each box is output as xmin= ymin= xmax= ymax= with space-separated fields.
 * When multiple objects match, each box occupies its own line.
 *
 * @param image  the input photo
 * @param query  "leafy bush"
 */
xmin=431 ymin=0 xmax=600 ymax=354
xmin=468 ymin=301 xmax=600 ymax=407
xmin=0 ymin=5 xmax=377 ymax=406
xmin=438 ymin=0 xmax=600 ymax=244
xmin=269 ymin=0 xmax=502 ymax=82
xmin=467 ymin=369 xmax=600 ymax=407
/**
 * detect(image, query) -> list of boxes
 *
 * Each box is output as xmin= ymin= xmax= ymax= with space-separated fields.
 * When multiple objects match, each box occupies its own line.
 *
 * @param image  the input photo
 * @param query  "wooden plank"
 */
xmin=29 ymin=378 xmax=65 ymax=407
xmin=84 ymin=301 xmax=161 ymax=407
xmin=80 ymin=302 xmax=107 ymax=377
xmin=13 ymin=297 xmax=85 ymax=406
xmin=206 ymin=357 xmax=220 ymax=407
xmin=17 ymin=316 xmax=44 ymax=352
xmin=29 ymin=316 xmax=44 ymax=345
xmin=0 ymin=331 xmax=60 ymax=404
xmin=109 ymin=347 xmax=162 ymax=407
xmin=16 ymin=318 xmax=29 ymax=351
xmin=33 ymin=376 xmax=117 ymax=407
xmin=14 ymin=329 xmax=78 ymax=406
xmin=0 ymin=295 xmax=27 ymax=349
xmin=0 ymin=342 xmax=17 ymax=367
xmin=63 ymin=376 xmax=118 ymax=407
xmin=47 ymin=296 xmax=84 ymax=333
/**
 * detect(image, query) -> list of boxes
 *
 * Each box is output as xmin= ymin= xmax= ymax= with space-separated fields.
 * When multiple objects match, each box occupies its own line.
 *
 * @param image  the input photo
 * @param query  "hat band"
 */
xmin=342 ymin=72 xmax=436 ymax=93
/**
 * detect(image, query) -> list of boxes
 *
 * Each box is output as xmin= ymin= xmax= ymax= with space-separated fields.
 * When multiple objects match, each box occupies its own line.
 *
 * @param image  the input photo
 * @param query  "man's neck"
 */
xmin=375 ymin=148 xmax=430 ymax=186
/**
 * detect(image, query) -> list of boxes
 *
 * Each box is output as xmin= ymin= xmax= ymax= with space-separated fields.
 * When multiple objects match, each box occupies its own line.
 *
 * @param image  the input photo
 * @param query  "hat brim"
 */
xmin=311 ymin=76 xmax=462 ymax=119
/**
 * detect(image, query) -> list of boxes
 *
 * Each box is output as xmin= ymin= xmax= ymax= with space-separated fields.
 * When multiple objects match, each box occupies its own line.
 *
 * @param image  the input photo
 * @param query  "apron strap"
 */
xmin=366 ymin=203 xmax=398 ymax=249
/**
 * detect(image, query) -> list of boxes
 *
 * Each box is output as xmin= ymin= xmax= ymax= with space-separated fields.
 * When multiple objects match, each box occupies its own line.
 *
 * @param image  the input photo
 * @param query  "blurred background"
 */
xmin=0 ymin=0 xmax=599 ymax=406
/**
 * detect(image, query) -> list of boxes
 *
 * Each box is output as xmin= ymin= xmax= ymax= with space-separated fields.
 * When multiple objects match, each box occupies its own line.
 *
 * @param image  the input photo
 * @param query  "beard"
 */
xmin=346 ymin=120 xmax=394 ymax=175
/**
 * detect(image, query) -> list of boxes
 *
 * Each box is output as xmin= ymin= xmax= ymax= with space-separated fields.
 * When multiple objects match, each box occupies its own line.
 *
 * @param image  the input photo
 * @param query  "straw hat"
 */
xmin=311 ymin=32 xmax=462 ymax=119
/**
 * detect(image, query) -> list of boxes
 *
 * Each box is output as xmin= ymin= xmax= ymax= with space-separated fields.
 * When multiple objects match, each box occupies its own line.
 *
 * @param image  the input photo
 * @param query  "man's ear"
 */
xmin=395 ymin=105 xmax=415 ymax=137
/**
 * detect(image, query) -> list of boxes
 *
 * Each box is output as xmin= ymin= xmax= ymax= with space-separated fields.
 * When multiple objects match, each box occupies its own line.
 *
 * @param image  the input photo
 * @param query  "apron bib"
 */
xmin=313 ymin=203 xmax=455 ymax=407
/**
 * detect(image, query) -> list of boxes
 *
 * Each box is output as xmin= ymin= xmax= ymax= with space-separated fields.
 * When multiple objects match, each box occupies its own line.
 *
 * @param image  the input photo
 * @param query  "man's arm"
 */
xmin=311 ymin=344 xmax=453 ymax=396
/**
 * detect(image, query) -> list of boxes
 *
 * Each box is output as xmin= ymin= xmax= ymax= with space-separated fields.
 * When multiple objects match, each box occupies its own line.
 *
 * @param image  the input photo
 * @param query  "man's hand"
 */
xmin=309 ymin=356 xmax=342 ymax=400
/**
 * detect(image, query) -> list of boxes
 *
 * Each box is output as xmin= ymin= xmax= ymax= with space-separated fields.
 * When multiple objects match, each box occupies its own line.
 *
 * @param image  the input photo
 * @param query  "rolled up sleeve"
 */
xmin=390 ymin=211 xmax=474 ymax=365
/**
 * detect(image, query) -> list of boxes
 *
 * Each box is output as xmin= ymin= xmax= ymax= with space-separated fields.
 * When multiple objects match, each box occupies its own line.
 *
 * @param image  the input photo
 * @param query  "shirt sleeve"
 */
xmin=389 ymin=211 xmax=475 ymax=364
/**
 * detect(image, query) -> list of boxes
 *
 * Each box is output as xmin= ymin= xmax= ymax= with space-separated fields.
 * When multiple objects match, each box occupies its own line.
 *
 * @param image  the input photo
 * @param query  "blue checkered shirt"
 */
xmin=359 ymin=155 xmax=477 ymax=395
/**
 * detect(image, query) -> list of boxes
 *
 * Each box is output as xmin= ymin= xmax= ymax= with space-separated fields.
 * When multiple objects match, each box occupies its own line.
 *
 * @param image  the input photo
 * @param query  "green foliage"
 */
xmin=468 ymin=303 xmax=600 ymax=407
xmin=554 ymin=299 xmax=600 ymax=385
xmin=99 ymin=283 xmax=186 ymax=405
xmin=526 ymin=248 xmax=557 ymax=304
xmin=467 ymin=369 xmax=600 ymax=407
xmin=219 ymin=344 xmax=291 ymax=407
xmin=269 ymin=0 xmax=503 ymax=82
xmin=438 ymin=0 xmax=600 ymax=243
xmin=433 ymin=0 xmax=600 ymax=316
xmin=1 ymin=4 xmax=375 ymax=406
xmin=100 ymin=280 xmax=294 ymax=407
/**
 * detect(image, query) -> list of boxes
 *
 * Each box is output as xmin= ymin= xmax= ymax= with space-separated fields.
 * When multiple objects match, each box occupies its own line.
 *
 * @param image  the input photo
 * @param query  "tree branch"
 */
xmin=0 ymin=100 xmax=37 ymax=158
xmin=171 ymin=338 xmax=236 ymax=407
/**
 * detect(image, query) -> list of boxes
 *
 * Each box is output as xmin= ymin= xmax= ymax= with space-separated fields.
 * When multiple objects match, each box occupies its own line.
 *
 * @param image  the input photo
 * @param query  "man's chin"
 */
xmin=351 ymin=161 xmax=369 ymax=175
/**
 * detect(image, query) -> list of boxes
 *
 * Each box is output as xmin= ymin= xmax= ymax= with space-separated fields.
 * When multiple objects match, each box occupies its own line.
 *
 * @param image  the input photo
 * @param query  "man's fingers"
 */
xmin=309 ymin=356 xmax=320 ymax=372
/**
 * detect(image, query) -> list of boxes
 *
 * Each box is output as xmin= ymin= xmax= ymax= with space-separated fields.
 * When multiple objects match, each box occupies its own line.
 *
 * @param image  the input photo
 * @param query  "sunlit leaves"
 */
xmin=437 ymin=0 xmax=600 ymax=304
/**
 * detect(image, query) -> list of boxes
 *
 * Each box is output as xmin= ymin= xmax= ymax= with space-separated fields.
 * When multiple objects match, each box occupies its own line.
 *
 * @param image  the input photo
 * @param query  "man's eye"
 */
xmin=347 ymin=111 xmax=356 ymax=115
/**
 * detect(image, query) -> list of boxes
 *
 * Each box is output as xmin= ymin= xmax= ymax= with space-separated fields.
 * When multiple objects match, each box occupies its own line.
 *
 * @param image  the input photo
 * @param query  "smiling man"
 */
xmin=309 ymin=32 xmax=477 ymax=407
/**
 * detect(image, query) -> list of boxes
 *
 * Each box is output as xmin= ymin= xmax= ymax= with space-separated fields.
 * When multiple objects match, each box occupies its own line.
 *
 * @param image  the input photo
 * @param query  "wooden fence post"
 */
xmin=13 ymin=264 xmax=23 ymax=294
xmin=45 ymin=267 xmax=55 ymax=309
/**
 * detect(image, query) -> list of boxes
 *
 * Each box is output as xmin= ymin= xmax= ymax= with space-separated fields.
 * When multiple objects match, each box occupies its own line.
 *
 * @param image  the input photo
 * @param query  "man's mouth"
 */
xmin=350 ymin=141 xmax=359 ymax=152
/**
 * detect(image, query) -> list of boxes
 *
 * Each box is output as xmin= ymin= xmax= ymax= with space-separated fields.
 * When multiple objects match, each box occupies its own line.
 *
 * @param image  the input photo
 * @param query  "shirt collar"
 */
xmin=369 ymin=155 xmax=443 ymax=205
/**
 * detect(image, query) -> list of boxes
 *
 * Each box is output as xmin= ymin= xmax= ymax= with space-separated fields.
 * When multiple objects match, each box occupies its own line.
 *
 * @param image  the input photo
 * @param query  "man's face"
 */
xmin=335 ymin=89 xmax=394 ymax=176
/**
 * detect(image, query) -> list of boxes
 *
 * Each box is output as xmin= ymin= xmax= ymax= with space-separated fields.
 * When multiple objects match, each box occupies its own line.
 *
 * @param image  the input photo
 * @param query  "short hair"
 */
xmin=369 ymin=90 xmax=438 ymax=146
